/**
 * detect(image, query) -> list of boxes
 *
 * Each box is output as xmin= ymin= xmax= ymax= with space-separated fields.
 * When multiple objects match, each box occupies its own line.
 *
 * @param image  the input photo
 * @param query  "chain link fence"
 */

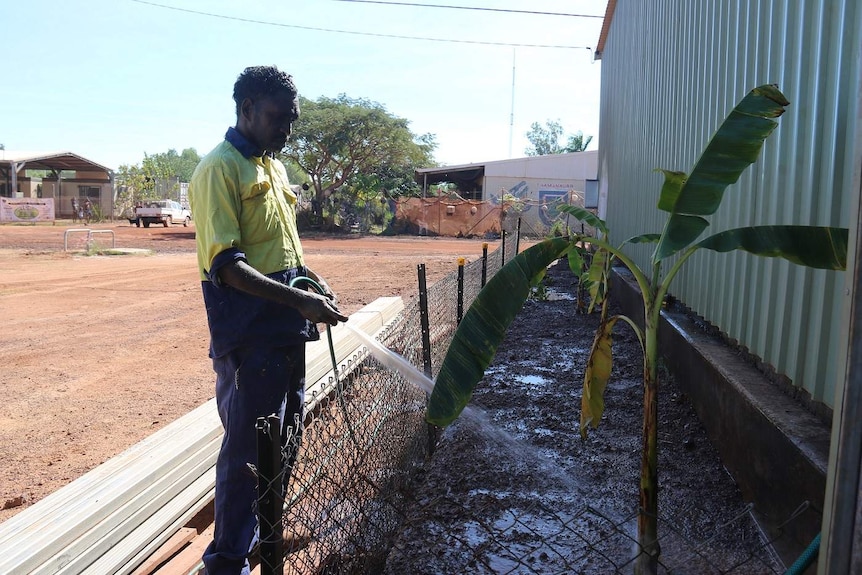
xmin=253 ymin=233 xmax=803 ymax=575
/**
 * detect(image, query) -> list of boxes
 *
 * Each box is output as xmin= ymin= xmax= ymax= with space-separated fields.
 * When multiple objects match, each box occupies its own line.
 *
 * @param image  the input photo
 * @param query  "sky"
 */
xmin=2 ymin=0 xmax=607 ymax=171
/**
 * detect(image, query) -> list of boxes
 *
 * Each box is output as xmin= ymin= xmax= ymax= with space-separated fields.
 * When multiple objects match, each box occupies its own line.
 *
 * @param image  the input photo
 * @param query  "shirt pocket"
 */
xmin=239 ymin=179 xmax=281 ymax=246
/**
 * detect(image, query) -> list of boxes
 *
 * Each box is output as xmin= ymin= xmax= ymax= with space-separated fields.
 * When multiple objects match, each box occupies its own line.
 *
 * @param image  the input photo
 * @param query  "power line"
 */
xmin=332 ymin=0 xmax=605 ymax=19
xmin=129 ymin=0 xmax=594 ymax=50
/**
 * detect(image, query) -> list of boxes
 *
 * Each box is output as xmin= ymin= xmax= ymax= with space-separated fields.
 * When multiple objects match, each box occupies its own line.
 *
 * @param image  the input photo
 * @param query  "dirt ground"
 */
xmin=0 ymin=220 xmax=503 ymax=523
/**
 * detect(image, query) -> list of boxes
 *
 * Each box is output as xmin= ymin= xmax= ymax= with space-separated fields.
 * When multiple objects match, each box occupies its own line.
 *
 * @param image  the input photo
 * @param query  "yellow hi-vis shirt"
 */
xmin=190 ymin=138 xmax=304 ymax=281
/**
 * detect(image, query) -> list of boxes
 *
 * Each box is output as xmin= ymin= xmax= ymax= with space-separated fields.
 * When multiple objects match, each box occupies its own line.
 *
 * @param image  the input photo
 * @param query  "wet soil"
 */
xmin=384 ymin=260 xmax=784 ymax=574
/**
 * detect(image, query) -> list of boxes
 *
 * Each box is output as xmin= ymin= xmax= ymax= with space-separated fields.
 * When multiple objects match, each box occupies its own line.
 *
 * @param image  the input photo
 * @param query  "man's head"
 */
xmin=233 ymin=66 xmax=299 ymax=154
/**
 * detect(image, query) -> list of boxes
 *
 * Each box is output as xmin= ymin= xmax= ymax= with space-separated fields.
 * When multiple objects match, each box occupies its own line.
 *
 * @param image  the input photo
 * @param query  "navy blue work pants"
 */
xmin=202 ymin=344 xmax=305 ymax=575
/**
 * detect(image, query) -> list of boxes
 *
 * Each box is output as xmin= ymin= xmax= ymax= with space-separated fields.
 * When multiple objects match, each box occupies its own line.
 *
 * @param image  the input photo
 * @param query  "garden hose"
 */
xmin=288 ymin=276 xmax=361 ymax=452
xmin=288 ymin=276 xmax=340 ymax=383
xmin=784 ymin=532 xmax=820 ymax=575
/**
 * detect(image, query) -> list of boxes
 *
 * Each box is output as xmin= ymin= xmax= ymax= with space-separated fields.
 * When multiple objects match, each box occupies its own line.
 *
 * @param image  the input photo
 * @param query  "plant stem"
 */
xmin=636 ymin=289 xmax=662 ymax=574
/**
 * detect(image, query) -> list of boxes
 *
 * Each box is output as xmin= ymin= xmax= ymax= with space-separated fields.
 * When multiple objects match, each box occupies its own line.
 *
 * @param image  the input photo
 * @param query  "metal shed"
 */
xmin=595 ymin=0 xmax=862 ymax=570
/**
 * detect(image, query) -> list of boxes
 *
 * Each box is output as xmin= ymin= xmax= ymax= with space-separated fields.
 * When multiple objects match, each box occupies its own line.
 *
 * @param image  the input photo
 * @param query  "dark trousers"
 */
xmin=203 ymin=345 xmax=306 ymax=575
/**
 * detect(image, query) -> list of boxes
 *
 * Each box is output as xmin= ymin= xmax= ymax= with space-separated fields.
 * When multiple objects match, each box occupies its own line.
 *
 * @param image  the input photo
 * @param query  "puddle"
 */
xmin=545 ymin=288 xmax=575 ymax=301
xmin=516 ymin=374 xmax=548 ymax=387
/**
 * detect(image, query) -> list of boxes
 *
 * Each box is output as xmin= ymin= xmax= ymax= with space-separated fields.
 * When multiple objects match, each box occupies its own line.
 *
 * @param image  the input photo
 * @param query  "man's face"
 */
xmin=242 ymin=91 xmax=299 ymax=154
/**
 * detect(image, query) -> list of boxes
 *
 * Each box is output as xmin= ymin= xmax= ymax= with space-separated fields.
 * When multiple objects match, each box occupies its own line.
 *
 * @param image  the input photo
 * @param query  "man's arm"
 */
xmin=217 ymin=260 xmax=347 ymax=326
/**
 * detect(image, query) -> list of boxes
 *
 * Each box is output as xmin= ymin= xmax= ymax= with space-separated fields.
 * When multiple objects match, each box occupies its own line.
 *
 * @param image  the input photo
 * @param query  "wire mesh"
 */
xmin=254 ymin=240 xmax=799 ymax=575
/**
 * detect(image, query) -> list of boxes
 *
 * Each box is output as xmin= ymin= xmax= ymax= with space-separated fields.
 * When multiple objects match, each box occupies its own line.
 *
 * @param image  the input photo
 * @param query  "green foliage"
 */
xmin=653 ymin=84 xmax=787 ymax=261
xmin=281 ymin=94 xmax=436 ymax=229
xmin=698 ymin=225 xmax=848 ymax=269
xmin=565 ymin=131 xmax=593 ymax=153
xmin=142 ymin=148 xmax=201 ymax=184
xmin=525 ymin=120 xmax=593 ymax=156
xmin=114 ymin=164 xmax=155 ymax=218
xmin=547 ymin=219 xmax=567 ymax=237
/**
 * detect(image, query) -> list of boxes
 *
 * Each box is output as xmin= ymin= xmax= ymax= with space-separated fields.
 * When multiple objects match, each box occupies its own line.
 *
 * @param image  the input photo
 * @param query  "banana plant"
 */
xmin=425 ymin=84 xmax=848 ymax=574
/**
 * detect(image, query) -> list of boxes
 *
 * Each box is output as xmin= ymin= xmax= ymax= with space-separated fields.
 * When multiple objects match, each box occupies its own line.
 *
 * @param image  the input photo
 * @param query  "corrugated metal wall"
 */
xmin=598 ymin=0 xmax=861 ymax=409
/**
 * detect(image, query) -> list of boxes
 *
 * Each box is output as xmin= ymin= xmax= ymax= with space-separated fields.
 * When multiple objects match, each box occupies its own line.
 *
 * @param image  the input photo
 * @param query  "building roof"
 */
xmin=0 ymin=151 xmax=112 ymax=174
xmin=415 ymin=151 xmax=598 ymax=187
xmin=594 ymin=0 xmax=617 ymax=60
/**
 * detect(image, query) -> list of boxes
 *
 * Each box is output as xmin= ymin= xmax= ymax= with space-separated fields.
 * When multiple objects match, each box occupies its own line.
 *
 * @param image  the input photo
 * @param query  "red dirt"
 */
xmin=0 ymin=220 xmax=504 ymax=522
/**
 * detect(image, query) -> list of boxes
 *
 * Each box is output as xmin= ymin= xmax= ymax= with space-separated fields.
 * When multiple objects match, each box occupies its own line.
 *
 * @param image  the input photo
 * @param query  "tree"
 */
xmin=142 ymin=148 xmax=201 ymax=185
xmin=281 ymin=94 xmax=436 ymax=223
xmin=114 ymin=163 xmax=155 ymax=217
xmin=525 ymin=120 xmax=593 ymax=155
xmin=427 ymin=85 xmax=848 ymax=574
xmin=565 ymin=131 xmax=593 ymax=152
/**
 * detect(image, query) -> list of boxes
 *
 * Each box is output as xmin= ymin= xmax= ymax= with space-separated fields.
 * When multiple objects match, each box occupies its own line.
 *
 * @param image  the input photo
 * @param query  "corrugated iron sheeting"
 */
xmin=597 ymin=0 xmax=861 ymax=408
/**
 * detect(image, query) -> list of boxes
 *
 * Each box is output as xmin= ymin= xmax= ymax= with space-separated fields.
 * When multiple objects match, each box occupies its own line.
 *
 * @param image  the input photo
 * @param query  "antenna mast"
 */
xmin=508 ymin=49 xmax=515 ymax=158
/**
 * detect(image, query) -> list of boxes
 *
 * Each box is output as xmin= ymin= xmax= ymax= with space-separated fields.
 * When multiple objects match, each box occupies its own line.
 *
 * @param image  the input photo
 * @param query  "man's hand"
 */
xmin=295 ymin=290 xmax=348 ymax=326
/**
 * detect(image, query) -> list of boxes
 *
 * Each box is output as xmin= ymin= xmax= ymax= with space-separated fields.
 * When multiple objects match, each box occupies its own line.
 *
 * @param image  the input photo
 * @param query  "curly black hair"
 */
xmin=232 ymin=66 xmax=297 ymax=116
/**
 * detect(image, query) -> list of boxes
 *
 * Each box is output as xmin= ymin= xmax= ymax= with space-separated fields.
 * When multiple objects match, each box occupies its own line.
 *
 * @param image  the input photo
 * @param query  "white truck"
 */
xmin=132 ymin=200 xmax=192 ymax=228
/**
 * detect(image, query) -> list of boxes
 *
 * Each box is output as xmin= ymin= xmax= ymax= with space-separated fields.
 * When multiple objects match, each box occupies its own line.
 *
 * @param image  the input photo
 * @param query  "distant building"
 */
xmin=0 ymin=151 xmax=113 ymax=221
xmin=414 ymin=151 xmax=598 ymax=237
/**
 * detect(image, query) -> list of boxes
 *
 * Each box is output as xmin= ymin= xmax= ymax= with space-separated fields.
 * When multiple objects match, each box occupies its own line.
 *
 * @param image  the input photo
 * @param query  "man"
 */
xmin=189 ymin=65 xmax=347 ymax=575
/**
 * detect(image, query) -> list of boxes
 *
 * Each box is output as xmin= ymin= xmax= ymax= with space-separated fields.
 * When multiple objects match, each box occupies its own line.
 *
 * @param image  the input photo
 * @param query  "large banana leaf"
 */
xmin=653 ymin=84 xmax=790 ymax=262
xmin=698 ymin=225 xmax=848 ymax=270
xmin=426 ymin=237 xmax=572 ymax=427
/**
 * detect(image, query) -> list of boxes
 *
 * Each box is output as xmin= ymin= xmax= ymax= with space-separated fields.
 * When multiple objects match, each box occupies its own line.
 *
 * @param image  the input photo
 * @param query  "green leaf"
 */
xmin=655 ymin=170 xmax=687 ymax=213
xmin=653 ymin=84 xmax=790 ymax=262
xmin=558 ymin=204 xmax=608 ymax=236
xmin=623 ymin=233 xmax=662 ymax=246
xmin=697 ymin=225 xmax=848 ymax=270
xmin=586 ymin=248 xmax=609 ymax=313
xmin=567 ymin=246 xmax=584 ymax=277
xmin=426 ymin=237 xmax=573 ymax=427
xmin=653 ymin=214 xmax=710 ymax=262
xmin=580 ymin=315 xmax=621 ymax=438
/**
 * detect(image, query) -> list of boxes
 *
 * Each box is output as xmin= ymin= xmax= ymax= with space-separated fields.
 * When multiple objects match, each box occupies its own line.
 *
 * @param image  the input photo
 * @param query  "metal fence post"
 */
xmin=257 ymin=414 xmax=283 ymax=575
xmin=417 ymin=264 xmax=432 ymax=378
xmin=515 ymin=217 xmax=521 ymax=255
xmin=457 ymin=257 xmax=465 ymax=324
xmin=418 ymin=263 xmax=439 ymax=454
xmin=481 ymin=242 xmax=488 ymax=287
xmin=501 ymin=230 xmax=507 ymax=265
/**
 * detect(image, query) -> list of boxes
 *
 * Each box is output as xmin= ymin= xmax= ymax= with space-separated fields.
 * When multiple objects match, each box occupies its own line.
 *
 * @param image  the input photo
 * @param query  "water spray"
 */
xmin=343 ymin=322 xmax=435 ymax=395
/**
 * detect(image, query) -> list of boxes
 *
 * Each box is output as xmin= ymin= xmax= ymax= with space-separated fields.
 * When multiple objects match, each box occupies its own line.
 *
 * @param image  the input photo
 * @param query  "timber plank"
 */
xmin=151 ymin=523 xmax=212 ymax=575
xmin=130 ymin=527 xmax=196 ymax=575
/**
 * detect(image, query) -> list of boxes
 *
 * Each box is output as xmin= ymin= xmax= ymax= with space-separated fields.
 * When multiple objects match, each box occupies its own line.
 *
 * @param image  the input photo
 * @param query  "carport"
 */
xmin=0 ymin=151 xmax=114 ymax=219
xmin=415 ymin=163 xmax=485 ymax=200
